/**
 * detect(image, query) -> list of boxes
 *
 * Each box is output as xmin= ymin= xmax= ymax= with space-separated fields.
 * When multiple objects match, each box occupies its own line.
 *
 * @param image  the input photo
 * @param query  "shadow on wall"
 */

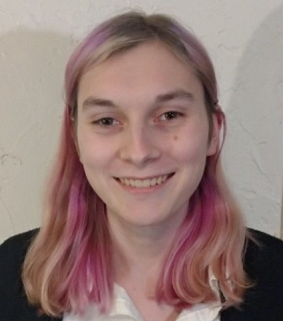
xmin=0 ymin=29 xmax=75 ymax=242
xmin=223 ymin=4 xmax=283 ymax=236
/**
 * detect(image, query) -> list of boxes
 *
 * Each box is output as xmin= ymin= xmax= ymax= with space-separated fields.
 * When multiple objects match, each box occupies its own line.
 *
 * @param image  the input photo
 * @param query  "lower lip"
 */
xmin=115 ymin=174 xmax=174 ymax=194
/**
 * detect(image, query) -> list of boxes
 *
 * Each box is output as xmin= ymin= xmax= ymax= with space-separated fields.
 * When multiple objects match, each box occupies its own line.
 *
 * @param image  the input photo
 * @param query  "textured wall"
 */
xmin=0 ymin=0 xmax=282 ymax=243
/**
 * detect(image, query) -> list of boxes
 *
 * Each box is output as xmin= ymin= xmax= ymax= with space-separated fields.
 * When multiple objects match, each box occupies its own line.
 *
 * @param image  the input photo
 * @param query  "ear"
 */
xmin=207 ymin=107 xmax=224 ymax=156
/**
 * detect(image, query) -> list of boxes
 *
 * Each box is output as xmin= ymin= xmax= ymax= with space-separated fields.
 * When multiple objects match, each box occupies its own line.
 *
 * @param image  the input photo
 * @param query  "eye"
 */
xmin=92 ymin=117 xmax=119 ymax=127
xmin=159 ymin=111 xmax=184 ymax=121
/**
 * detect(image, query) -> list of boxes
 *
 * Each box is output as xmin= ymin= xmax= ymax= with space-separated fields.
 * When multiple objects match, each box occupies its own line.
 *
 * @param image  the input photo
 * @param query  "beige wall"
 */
xmin=0 ymin=0 xmax=283 ymax=243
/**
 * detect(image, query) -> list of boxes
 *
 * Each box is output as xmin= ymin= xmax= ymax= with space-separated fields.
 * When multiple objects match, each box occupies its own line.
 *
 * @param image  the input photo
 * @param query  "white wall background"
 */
xmin=0 ymin=0 xmax=282 ymax=243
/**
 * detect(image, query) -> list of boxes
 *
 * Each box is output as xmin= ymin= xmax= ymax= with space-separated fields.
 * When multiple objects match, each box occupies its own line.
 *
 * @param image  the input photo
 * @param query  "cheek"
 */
xmin=178 ymin=143 xmax=208 ymax=165
xmin=77 ymin=135 xmax=110 ymax=170
xmin=174 ymin=127 xmax=210 ymax=162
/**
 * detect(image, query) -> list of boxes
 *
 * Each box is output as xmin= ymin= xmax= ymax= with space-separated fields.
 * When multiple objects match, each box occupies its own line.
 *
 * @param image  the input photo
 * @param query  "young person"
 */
xmin=1 ymin=11 xmax=283 ymax=321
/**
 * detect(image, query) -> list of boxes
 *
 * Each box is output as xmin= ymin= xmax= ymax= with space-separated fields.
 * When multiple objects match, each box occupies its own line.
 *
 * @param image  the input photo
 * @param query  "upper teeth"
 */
xmin=119 ymin=175 xmax=169 ymax=188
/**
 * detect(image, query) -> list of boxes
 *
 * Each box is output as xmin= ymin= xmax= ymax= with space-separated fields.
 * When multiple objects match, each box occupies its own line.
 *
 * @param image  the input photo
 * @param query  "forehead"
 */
xmin=77 ymin=41 xmax=204 ymax=104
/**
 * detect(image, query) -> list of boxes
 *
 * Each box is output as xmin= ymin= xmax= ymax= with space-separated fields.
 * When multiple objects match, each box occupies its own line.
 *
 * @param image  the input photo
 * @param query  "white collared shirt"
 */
xmin=64 ymin=282 xmax=221 ymax=321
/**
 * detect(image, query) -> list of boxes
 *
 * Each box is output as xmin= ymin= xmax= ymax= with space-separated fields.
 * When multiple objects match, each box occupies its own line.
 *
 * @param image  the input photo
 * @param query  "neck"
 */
xmin=108 ymin=213 xmax=185 ymax=280
xmin=107 ymin=213 xmax=185 ymax=321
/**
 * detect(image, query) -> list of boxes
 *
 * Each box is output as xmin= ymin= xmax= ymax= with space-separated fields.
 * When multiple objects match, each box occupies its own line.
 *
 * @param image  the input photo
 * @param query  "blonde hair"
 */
xmin=23 ymin=11 xmax=250 ymax=316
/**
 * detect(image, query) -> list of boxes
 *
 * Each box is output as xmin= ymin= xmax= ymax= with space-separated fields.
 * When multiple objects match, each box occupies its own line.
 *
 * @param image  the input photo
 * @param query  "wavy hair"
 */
xmin=23 ymin=11 xmax=249 ymax=316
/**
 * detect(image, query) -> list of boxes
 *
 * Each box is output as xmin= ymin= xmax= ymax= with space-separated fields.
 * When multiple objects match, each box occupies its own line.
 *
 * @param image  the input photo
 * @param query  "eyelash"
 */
xmin=92 ymin=111 xmax=184 ymax=128
xmin=157 ymin=111 xmax=184 ymax=122
xmin=92 ymin=117 xmax=120 ymax=127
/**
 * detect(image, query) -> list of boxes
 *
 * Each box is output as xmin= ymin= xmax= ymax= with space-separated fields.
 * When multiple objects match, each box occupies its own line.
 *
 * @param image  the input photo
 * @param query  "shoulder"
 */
xmin=247 ymin=228 xmax=283 ymax=252
xmin=221 ymin=228 xmax=283 ymax=321
xmin=244 ymin=228 xmax=283 ymax=278
xmin=0 ymin=229 xmax=55 ymax=321
xmin=0 ymin=229 xmax=39 ymax=280
xmin=0 ymin=229 xmax=38 ymax=272
xmin=0 ymin=229 xmax=38 ymax=258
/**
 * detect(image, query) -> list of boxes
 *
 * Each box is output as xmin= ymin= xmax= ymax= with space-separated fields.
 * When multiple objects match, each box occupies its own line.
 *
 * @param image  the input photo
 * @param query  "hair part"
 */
xmin=23 ymin=11 xmax=250 ymax=317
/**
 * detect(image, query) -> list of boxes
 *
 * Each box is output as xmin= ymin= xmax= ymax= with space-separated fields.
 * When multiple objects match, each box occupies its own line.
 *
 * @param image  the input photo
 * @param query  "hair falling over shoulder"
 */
xmin=22 ymin=11 xmax=251 ymax=317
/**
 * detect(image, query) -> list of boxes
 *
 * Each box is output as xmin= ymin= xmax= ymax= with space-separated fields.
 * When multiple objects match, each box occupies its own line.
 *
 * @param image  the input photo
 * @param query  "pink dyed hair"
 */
xmin=23 ymin=11 xmax=249 ymax=316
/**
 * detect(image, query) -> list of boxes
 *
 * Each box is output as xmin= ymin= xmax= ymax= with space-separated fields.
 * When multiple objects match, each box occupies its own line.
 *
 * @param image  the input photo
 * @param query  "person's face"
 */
xmin=76 ymin=41 xmax=219 ymax=229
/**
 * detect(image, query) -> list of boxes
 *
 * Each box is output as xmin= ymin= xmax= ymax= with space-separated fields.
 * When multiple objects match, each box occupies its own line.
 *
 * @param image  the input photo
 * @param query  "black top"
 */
xmin=0 ymin=229 xmax=283 ymax=321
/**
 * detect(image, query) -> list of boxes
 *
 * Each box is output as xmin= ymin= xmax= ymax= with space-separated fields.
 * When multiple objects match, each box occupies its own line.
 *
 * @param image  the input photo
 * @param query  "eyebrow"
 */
xmin=155 ymin=89 xmax=194 ymax=103
xmin=82 ymin=97 xmax=118 ymax=110
xmin=82 ymin=89 xmax=194 ymax=110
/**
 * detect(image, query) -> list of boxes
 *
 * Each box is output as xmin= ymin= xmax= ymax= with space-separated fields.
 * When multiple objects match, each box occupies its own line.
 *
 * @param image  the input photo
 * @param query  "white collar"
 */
xmin=64 ymin=278 xmax=221 ymax=321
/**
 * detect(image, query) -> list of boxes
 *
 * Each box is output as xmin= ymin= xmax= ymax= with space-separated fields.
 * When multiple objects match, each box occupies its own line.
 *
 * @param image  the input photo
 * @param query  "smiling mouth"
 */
xmin=116 ymin=173 xmax=175 ymax=188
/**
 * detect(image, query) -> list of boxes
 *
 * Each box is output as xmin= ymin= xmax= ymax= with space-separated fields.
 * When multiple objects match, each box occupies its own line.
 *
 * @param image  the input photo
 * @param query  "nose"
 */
xmin=119 ymin=125 xmax=161 ymax=166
